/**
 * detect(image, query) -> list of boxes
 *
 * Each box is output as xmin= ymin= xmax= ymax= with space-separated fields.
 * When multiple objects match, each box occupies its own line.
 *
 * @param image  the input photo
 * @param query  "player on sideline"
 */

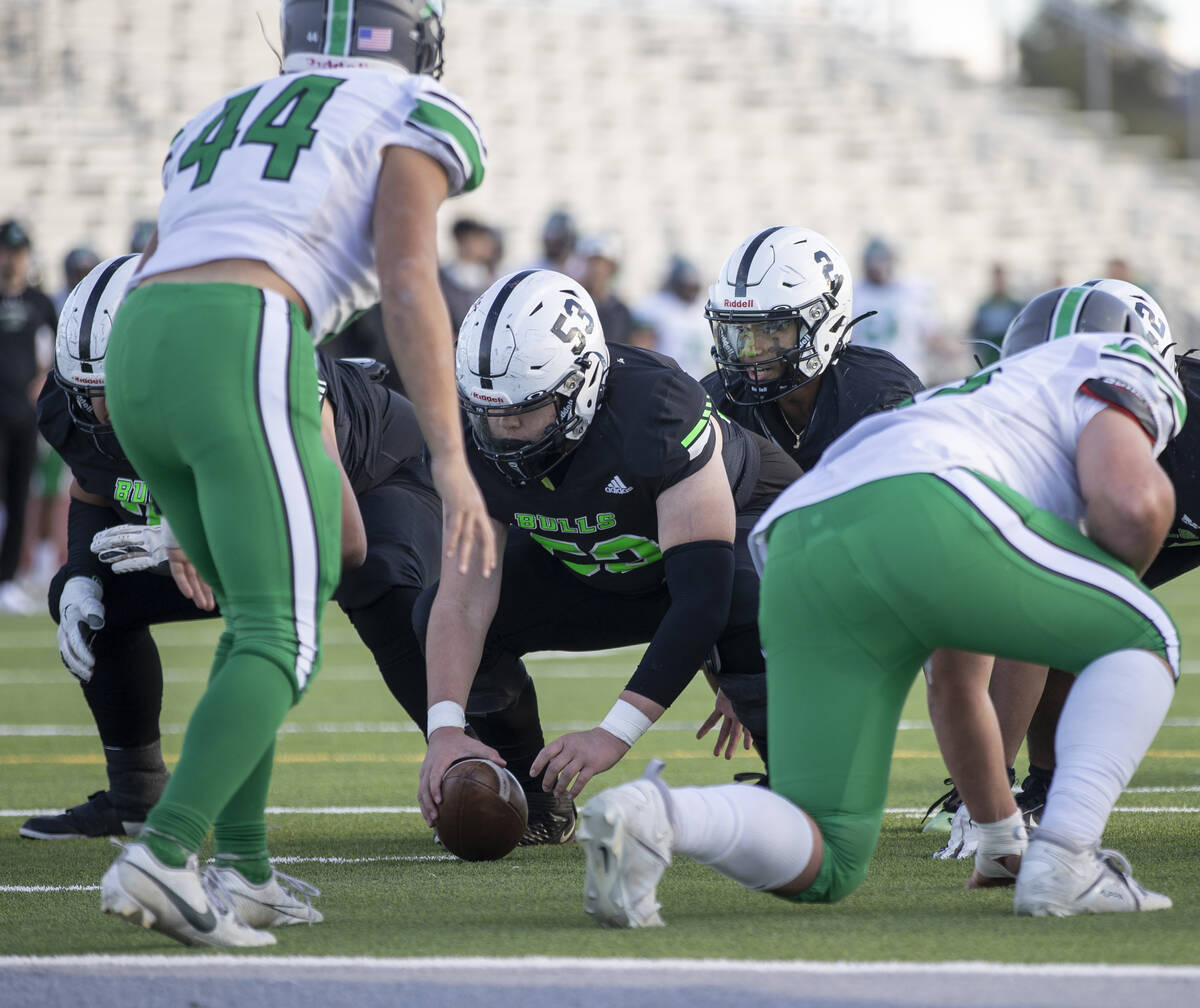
xmin=98 ymin=0 xmax=492 ymax=948
xmin=696 ymin=226 xmax=922 ymax=754
xmin=577 ymin=289 xmax=1182 ymax=925
xmin=415 ymin=268 xmax=802 ymax=832
xmin=25 ymin=256 xmax=441 ymax=867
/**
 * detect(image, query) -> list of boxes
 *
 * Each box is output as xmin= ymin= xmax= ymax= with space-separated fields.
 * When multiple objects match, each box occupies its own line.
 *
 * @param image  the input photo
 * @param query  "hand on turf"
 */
xmin=531 ymin=728 xmax=629 ymax=799
xmin=431 ymin=455 xmax=496 ymax=578
xmin=90 ymin=523 xmax=169 ymax=574
xmin=418 ymin=728 xmax=505 ymax=826
xmin=166 ymin=546 xmax=215 ymax=612
xmin=57 ymin=575 xmax=105 ymax=683
xmin=696 ymin=688 xmax=753 ymax=759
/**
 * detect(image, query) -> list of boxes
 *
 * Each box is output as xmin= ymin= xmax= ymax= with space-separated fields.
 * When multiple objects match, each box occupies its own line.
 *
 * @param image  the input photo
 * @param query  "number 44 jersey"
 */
xmin=139 ymin=68 xmax=485 ymax=342
xmin=751 ymin=331 xmax=1186 ymax=569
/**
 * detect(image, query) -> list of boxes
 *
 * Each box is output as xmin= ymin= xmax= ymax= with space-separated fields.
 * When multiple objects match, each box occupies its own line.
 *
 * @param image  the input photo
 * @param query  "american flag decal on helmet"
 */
xmin=357 ymin=26 xmax=393 ymax=52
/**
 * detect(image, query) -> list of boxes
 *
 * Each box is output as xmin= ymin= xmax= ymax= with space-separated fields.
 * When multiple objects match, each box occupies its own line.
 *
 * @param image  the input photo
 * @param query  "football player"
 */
xmin=576 ymin=288 xmax=1182 ymax=924
xmin=926 ymin=280 xmax=1192 ymax=860
xmin=696 ymin=226 xmax=923 ymax=756
xmin=25 ymin=253 xmax=445 ymax=913
xmin=97 ymin=0 xmax=492 ymax=949
xmin=416 ymin=268 xmax=803 ymax=832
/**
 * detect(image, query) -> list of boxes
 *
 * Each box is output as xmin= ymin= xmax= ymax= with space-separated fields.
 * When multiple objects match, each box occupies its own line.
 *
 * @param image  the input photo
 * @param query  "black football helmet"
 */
xmin=1001 ymin=286 xmax=1146 ymax=360
xmin=281 ymin=0 xmax=445 ymax=78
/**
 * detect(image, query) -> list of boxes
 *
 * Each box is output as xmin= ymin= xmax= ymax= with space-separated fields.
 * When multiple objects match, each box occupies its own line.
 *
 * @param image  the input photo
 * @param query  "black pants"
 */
xmin=0 ymin=418 xmax=37 ymax=582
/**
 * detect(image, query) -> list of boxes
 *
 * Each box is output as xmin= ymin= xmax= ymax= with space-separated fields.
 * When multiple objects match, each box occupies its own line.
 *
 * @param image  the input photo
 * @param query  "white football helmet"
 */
xmin=55 ymin=253 xmax=141 ymax=459
xmin=280 ymin=0 xmax=445 ymax=77
xmin=456 ymin=269 xmax=609 ymax=486
xmin=1079 ymin=278 xmax=1174 ymax=364
xmin=705 ymin=226 xmax=857 ymax=405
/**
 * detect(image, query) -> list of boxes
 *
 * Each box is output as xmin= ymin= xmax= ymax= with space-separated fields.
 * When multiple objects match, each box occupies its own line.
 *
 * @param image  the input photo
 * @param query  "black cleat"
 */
xmin=19 ymin=790 xmax=146 ymax=840
xmin=519 ymin=791 xmax=577 ymax=846
xmin=1017 ymin=769 xmax=1051 ymax=828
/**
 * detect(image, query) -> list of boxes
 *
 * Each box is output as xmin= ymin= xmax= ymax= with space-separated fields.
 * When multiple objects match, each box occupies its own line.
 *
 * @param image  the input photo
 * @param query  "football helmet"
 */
xmin=705 ymin=226 xmax=856 ymax=405
xmin=280 ymin=0 xmax=445 ymax=77
xmin=1000 ymin=285 xmax=1147 ymax=360
xmin=456 ymin=269 xmax=609 ymax=486
xmin=1079 ymin=278 xmax=1175 ymax=364
xmin=54 ymin=253 xmax=141 ymax=460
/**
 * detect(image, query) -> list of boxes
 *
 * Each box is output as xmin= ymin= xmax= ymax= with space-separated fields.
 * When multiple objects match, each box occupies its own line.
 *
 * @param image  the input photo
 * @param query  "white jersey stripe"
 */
xmin=939 ymin=468 xmax=1180 ymax=678
xmin=257 ymin=292 xmax=321 ymax=690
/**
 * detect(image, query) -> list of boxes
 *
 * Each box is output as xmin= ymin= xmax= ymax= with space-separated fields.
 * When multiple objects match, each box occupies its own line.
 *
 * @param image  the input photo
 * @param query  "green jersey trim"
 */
xmin=409 ymin=97 xmax=485 ymax=191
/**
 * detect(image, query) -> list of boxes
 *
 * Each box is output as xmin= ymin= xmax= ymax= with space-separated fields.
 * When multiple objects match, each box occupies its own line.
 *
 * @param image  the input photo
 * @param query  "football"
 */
xmin=436 ymin=758 xmax=529 ymax=861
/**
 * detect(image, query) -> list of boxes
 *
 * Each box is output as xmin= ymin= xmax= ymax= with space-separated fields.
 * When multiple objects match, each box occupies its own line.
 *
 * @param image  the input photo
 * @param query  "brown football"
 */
xmin=437 ymin=758 xmax=529 ymax=861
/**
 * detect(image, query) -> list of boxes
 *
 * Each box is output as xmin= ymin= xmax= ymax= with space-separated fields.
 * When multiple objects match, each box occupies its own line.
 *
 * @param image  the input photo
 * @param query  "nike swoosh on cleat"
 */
xmin=127 ymin=862 xmax=217 ymax=933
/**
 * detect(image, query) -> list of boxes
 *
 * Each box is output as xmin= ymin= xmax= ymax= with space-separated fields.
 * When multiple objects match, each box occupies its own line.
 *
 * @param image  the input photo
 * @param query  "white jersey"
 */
xmin=750 ymin=331 xmax=1186 ymax=570
xmin=139 ymin=68 xmax=485 ymax=342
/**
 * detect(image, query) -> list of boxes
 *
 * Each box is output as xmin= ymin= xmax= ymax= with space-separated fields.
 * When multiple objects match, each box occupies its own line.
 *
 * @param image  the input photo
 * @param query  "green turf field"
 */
xmin=2 ymin=579 xmax=1198 ymax=960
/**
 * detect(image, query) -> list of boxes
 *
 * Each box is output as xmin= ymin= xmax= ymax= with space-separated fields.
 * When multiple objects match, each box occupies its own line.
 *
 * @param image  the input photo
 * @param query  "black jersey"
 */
xmin=701 ymin=344 xmax=924 ymax=471
xmin=1143 ymin=354 xmax=1200 ymax=589
xmin=471 ymin=344 xmax=755 ymax=595
xmin=316 ymin=354 xmax=430 ymax=496
xmin=0 ymin=286 xmax=56 ymax=425
xmin=37 ymin=355 xmax=432 ymax=524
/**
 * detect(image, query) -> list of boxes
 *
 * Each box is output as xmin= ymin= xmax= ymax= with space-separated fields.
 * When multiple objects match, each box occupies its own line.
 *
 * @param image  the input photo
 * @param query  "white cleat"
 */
xmin=577 ymin=758 xmax=674 ymax=928
xmin=205 ymin=865 xmax=324 ymax=927
xmin=1013 ymin=833 xmax=1172 ymax=917
xmin=100 ymin=841 xmax=276 ymax=947
xmin=932 ymin=804 xmax=979 ymax=860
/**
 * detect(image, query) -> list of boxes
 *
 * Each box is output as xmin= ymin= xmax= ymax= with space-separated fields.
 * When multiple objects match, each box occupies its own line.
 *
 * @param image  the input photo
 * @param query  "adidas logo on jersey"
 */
xmin=605 ymin=475 xmax=633 ymax=495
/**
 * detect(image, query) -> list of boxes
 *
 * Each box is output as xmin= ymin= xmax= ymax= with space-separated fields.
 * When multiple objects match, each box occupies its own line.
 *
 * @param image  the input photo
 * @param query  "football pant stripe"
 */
xmin=939 ymin=467 xmax=1179 ymax=679
xmin=255 ymin=291 xmax=321 ymax=691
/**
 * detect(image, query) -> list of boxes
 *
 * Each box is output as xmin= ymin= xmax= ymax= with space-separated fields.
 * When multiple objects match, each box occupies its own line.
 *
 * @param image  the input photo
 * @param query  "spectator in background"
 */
xmin=968 ymin=263 xmax=1024 ymax=368
xmin=0 ymin=219 xmax=57 ymax=614
xmin=532 ymin=209 xmax=579 ymax=276
xmin=633 ymin=255 xmax=711 ymax=379
xmin=55 ymin=247 xmax=101 ymax=312
xmin=439 ymin=217 xmax=502 ymax=334
xmin=128 ymin=219 xmax=156 ymax=255
xmin=851 ymin=237 xmax=956 ymax=383
xmin=577 ymin=233 xmax=634 ymax=346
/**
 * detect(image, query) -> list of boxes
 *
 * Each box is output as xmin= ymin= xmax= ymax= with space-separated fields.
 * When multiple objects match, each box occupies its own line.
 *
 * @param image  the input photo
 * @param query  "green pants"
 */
xmin=759 ymin=469 xmax=1176 ymax=904
xmin=104 ymin=282 xmax=341 ymax=854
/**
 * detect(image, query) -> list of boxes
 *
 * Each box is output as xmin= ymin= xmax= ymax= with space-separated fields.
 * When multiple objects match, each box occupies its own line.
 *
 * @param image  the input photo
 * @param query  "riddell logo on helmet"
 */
xmin=471 ymin=391 xmax=507 ymax=404
xmin=723 ymin=298 xmax=756 ymax=308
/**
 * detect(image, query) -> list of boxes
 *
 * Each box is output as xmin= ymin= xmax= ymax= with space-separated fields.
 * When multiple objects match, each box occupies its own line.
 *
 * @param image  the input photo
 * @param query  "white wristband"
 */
xmin=427 ymin=700 xmax=467 ymax=735
xmin=598 ymin=699 xmax=652 ymax=747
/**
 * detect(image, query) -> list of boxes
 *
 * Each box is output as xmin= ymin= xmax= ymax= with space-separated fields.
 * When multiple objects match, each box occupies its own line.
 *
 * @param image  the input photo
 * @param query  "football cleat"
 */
xmin=577 ymin=759 xmax=674 ymax=928
xmin=1013 ymin=832 xmax=1171 ymax=916
xmin=932 ymin=804 xmax=978 ymax=860
xmin=20 ymin=790 xmax=146 ymax=840
xmin=519 ymin=791 xmax=578 ymax=846
xmin=101 ymin=841 xmax=276 ymax=947
xmin=205 ymin=865 xmax=323 ymax=927
xmin=920 ymin=778 xmax=962 ymax=834
xmin=1016 ymin=770 xmax=1050 ymax=828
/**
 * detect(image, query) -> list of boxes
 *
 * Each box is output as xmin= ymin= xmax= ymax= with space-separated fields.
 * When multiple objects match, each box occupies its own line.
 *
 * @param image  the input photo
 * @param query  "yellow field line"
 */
xmin=5 ymin=749 xmax=1200 ymax=766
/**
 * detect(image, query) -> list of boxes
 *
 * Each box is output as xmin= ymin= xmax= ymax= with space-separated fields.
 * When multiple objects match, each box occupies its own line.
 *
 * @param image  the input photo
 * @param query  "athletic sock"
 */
xmin=668 ymin=784 xmax=817 ymax=892
xmin=1039 ymin=649 xmax=1174 ymax=848
xmin=105 ymin=738 xmax=169 ymax=813
xmin=467 ymin=673 xmax=546 ymax=785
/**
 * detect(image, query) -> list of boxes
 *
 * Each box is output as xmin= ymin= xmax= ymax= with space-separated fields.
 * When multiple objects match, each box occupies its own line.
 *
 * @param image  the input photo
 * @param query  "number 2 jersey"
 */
xmin=138 ymin=68 xmax=485 ymax=342
xmin=750 ymin=331 xmax=1186 ymax=569
xmin=470 ymin=344 xmax=798 ymax=596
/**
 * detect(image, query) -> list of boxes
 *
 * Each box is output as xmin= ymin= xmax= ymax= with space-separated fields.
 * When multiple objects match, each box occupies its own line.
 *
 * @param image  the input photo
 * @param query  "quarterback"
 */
xmin=99 ymin=0 xmax=490 ymax=948
xmin=577 ymin=291 xmax=1183 ymax=925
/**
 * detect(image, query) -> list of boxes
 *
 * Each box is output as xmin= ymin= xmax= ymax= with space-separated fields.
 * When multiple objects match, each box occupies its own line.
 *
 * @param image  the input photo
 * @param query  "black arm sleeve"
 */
xmin=66 ymin=497 xmax=115 ymax=581
xmin=623 ymin=539 xmax=735 ymax=708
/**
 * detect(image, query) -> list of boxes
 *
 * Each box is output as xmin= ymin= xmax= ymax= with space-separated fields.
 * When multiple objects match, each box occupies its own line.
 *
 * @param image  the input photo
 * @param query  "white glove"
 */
xmin=91 ymin=523 xmax=169 ymax=574
xmin=57 ymin=576 xmax=105 ymax=683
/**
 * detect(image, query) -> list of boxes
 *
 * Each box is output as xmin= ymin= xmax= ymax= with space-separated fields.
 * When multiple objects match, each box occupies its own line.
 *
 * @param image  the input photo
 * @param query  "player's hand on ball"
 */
xmin=696 ymin=688 xmax=753 ymax=759
xmin=531 ymin=728 xmax=629 ymax=799
xmin=419 ymin=728 xmax=505 ymax=826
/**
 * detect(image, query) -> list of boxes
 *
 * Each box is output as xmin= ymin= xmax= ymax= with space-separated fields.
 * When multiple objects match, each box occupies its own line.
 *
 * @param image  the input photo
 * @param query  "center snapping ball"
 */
xmin=437 ymin=758 xmax=529 ymax=861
